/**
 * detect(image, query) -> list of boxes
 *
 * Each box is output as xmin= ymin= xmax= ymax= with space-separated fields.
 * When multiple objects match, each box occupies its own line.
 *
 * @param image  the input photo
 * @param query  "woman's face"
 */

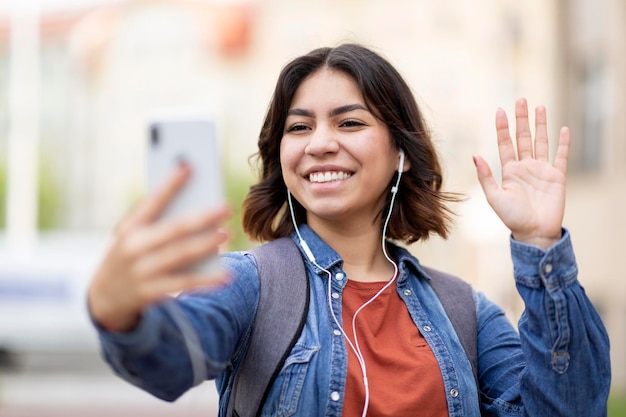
xmin=280 ymin=68 xmax=407 ymax=231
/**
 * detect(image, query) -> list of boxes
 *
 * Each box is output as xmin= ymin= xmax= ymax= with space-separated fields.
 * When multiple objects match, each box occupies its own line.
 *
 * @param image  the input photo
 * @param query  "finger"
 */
xmin=534 ymin=105 xmax=549 ymax=162
xmin=118 ymin=164 xmax=191 ymax=235
xmin=495 ymin=108 xmax=516 ymax=166
xmin=121 ymin=205 xmax=231 ymax=260
xmin=515 ymin=98 xmax=533 ymax=160
xmin=473 ymin=155 xmax=500 ymax=201
xmin=132 ymin=229 xmax=230 ymax=278
xmin=114 ymin=200 xmax=142 ymax=235
xmin=553 ymin=126 xmax=570 ymax=175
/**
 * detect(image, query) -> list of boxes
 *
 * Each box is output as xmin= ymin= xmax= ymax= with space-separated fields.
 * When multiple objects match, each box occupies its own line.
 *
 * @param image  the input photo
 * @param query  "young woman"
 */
xmin=88 ymin=44 xmax=610 ymax=416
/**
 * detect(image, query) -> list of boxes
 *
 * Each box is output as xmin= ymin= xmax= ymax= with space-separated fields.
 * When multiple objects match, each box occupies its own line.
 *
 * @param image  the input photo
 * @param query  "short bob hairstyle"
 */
xmin=242 ymin=43 xmax=459 ymax=244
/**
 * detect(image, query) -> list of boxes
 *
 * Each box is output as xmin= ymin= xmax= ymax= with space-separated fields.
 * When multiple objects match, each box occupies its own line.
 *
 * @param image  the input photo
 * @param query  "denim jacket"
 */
xmin=96 ymin=225 xmax=611 ymax=416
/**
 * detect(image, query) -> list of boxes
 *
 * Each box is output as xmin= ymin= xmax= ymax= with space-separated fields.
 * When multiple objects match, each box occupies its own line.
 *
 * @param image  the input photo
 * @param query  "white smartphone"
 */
xmin=147 ymin=115 xmax=225 ymax=273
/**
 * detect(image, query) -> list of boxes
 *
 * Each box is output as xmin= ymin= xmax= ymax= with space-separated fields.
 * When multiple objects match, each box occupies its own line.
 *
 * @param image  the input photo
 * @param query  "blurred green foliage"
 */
xmin=0 ymin=158 xmax=5 ymax=229
xmin=224 ymin=170 xmax=255 ymax=251
xmin=37 ymin=150 xmax=62 ymax=230
xmin=0 ymin=150 xmax=63 ymax=231
xmin=0 ymin=154 xmax=254 ymax=238
xmin=610 ymin=395 xmax=626 ymax=417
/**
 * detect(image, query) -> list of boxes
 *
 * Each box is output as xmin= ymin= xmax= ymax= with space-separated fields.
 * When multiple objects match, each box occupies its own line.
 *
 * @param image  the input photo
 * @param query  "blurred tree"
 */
xmin=0 ymin=150 xmax=62 ymax=231
xmin=609 ymin=395 xmax=626 ymax=417
xmin=0 ymin=157 xmax=5 ymax=229
xmin=225 ymin=170 xmax=254 ymax=251
xmin=37 ymin=149 xmax=62 ymax=230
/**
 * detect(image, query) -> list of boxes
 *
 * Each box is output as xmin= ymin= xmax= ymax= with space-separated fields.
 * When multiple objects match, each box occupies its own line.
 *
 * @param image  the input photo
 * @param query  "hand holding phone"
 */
xmin=88 ymin=117 xmax=230 ymax=332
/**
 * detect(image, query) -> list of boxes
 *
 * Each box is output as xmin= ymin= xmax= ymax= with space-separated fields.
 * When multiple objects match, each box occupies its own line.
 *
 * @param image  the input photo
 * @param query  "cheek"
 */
xmin=279 ymin=141 xmax=288 ymax=170
xmin=279 ymin=139 xmax=300 ymax=169
xmin=279 ymin=140 xmax=299 ymax=185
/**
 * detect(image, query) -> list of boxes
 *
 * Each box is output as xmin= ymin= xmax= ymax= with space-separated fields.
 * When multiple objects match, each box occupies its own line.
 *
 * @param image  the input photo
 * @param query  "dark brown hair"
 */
xmin=242 ymin=43 xmax=459 ymax=244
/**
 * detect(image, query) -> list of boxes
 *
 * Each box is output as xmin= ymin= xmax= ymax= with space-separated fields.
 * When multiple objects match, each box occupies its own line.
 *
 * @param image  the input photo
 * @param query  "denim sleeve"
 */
xmin=477 ymin=229 xmax=611 ymax=417
xmin=94 ymin=251 xmax=260 ymax=402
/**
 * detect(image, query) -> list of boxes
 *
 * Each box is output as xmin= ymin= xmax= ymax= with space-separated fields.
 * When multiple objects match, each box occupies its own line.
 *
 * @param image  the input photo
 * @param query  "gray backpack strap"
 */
xmin=227 ymin=238 xmax=310 ymax=417
xmin=423 ymin=266 xmax=479 ymax=388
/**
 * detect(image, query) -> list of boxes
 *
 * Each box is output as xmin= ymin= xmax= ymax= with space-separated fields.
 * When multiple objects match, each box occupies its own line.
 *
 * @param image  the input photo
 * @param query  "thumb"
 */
xmin=473 ymin=155 xmax=499 ymax=199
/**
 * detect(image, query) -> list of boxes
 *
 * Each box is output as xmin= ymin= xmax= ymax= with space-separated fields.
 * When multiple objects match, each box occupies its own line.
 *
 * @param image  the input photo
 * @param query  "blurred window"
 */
xmin=560 ymin=0 xmax=610 ymax=174
xmin=568 ymin=61 xmax=608 ymax=173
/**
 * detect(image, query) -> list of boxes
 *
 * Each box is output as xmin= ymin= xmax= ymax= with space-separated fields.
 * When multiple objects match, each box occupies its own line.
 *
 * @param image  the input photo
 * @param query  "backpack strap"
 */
xmin=422 ymin=266 xmax=479 ymax=388
xmin=227 ymin=238 xmax=310 ymax=417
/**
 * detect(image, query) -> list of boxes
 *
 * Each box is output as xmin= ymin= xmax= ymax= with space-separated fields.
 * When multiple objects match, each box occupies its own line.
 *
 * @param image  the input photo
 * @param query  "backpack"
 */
xmin=227 ymin=238 xmax=478 ymax=417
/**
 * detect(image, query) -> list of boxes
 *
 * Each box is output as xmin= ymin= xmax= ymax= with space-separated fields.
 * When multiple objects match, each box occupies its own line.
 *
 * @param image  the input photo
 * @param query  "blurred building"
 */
xmin=0 ymin=0 xmax=624 ymax=395
xmin=557 ymin=0 xmax=626 ymax=394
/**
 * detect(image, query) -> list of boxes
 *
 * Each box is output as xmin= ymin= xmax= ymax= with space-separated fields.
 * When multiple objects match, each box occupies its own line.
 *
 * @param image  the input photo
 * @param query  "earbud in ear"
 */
xmin=398 ymin=149 xmax=405 ymax=173
xmin=391 ymin=149 xmax=406 ymax=195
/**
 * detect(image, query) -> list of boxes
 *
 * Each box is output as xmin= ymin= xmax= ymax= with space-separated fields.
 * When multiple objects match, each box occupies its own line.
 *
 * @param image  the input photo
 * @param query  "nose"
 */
xmin=304 ymin=125 xmax=340 ymax=156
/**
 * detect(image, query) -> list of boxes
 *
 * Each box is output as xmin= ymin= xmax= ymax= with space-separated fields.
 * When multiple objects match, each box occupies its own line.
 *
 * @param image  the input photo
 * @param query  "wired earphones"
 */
xmin=288 ymin=149 xmax=405 ymax=417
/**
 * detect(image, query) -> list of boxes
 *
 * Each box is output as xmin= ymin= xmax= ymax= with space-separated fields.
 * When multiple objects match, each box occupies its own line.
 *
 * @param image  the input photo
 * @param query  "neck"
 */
xmin=307 ymin=219 xmax=396 ymax=283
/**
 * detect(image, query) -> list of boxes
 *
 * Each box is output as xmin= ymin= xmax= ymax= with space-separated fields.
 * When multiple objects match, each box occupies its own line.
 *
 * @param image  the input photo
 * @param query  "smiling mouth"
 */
xmin=309 ymin=171 xmax=353 ymax=183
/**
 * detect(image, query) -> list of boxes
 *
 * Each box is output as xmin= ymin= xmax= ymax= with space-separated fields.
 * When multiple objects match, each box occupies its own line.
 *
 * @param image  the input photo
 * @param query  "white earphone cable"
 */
xmin=286 ymin=152 xmax=404 ymax=417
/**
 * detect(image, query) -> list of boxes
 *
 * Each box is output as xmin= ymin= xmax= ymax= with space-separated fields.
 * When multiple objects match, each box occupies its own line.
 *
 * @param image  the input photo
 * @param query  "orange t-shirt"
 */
xmin=341 ymin=279 xmax=449 ymax=417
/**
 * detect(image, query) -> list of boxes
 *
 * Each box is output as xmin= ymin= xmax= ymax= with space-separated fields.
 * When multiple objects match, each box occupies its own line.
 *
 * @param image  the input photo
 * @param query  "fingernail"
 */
xmin=472 ymin=156 xmax=478 ymax=167
xmin=177 ymin=157 xmax=191 ymax=173
xmin=178 ymin=157 xmax=188 ymax=166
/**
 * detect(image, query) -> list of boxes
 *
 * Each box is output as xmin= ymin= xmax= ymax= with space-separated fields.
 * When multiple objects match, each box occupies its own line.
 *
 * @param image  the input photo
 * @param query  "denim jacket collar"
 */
xmin=290 ymin=224 xmax=429 ymax=284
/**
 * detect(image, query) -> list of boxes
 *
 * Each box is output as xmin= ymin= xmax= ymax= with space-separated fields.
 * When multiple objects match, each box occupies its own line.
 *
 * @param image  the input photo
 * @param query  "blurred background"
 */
xmin=0 ymin=0 xmax=624 ymax=416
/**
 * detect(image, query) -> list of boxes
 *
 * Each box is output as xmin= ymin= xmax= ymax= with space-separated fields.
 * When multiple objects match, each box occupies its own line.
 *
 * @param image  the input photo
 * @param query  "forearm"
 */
xmin=513 ymin=229 xmax=611 ymax=416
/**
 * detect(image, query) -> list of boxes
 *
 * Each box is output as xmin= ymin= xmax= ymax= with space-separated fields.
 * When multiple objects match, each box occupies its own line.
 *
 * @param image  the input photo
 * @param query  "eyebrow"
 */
xmin=286 ymin=103 xmax=370 ymax=118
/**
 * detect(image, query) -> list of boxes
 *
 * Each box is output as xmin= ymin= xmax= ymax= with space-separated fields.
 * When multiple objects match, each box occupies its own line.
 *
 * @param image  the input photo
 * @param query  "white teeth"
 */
xmin=309 ymin=171 xmax=352 ymax=183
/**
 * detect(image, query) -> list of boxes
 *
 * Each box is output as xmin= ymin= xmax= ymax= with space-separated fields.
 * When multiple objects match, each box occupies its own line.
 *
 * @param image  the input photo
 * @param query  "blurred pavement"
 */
xmin=0 ymin=351 xmax=219 ymax=417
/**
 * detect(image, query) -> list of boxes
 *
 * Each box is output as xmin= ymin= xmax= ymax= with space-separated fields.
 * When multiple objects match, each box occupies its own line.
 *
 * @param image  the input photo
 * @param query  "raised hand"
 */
xmin=473 ymin=98 xmax=570 ymax=250
xmin=88 ymin=165 xmax=231 ymax=332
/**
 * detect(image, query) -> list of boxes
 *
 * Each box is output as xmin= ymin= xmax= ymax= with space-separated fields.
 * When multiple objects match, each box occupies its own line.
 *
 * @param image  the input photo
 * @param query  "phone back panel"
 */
xmin=147 ymin=118 xmax=224 ymax=220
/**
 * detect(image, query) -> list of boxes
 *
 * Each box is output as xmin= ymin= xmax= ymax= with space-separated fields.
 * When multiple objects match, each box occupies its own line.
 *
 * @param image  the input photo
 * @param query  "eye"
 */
xmin=285 ymin=123 xmax=310 ymax=133
xmin=340 ymin=119 xmax=366 ymax=128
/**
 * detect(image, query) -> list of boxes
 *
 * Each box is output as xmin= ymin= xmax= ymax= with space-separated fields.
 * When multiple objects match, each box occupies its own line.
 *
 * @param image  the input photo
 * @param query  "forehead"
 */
xmin=289 ymin=68 xmax=365 ymax=110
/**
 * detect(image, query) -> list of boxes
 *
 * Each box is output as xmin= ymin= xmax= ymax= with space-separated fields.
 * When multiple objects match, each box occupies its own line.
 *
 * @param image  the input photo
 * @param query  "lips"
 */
xmin=309 ymin=171 xmax=352 ymax=183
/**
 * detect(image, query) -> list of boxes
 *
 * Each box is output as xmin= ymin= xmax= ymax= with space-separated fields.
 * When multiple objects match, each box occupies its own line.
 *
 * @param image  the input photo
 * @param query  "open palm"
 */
xmin=474 ymin=98 xmax=570 ymax=250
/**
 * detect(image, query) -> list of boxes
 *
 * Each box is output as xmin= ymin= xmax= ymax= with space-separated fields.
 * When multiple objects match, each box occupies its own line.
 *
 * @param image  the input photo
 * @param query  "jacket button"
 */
xmin=423 ymin=326 xmax=432 ymax=332
xmin=450 ymin=388 xmax=459 ymax=398
xmin=332 ymin=292 xmax=340 ymax=299
xmin=403 ymin=289 xmax=412 ymax=296
xmin=333 ymin=329 xmax=341 ymax=336
xmin=330 ymin=391 xmax=341 ymax=401
xmin=335 ymin=272 xmax=345 ymax=281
